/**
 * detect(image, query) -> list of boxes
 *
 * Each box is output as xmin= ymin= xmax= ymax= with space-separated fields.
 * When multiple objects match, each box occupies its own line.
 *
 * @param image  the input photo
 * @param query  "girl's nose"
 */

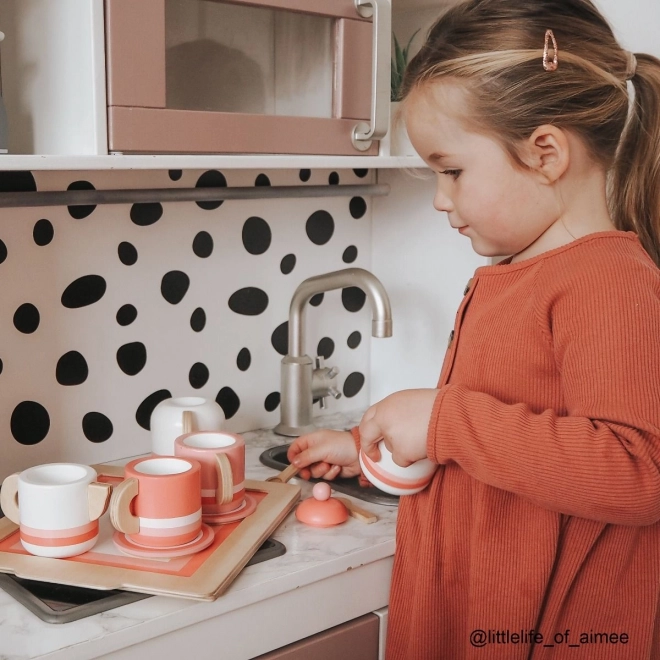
xmin=433 ymin=184 xmax=453 ymax=213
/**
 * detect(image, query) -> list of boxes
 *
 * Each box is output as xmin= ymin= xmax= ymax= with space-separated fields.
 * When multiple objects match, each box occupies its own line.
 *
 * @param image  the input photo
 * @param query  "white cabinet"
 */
xmin=0 ymin=0 xmax=455 ymax=168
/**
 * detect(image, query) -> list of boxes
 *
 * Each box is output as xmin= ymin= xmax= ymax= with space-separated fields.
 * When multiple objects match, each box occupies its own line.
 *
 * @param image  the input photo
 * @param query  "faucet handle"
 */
xmin=312 ymin=355 xmax=342 ymax=410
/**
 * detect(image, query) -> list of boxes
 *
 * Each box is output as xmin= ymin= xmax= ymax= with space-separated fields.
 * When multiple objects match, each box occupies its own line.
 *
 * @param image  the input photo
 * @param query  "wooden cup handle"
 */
xmin=0 ymin=473 xmax=20 ymax=524
xmin=215 ymin=454 xmax=234 ymax=505
xmin=182 ymin=410 xmax=194 ymax=434
xmin=109 ymin=478 xmax=140 ymax=534
xmin=88 ymin=482 xmax=112 ymax=521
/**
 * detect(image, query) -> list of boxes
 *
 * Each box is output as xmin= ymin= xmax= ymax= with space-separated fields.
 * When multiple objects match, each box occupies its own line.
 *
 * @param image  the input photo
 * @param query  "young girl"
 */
xmin=288 ymin=0 xmax=660 ymax=658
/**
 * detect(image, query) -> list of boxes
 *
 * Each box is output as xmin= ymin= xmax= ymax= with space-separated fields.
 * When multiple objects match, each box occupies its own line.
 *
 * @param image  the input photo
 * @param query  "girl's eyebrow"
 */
xmin=428 ymin=152 xmax=449 ymax=162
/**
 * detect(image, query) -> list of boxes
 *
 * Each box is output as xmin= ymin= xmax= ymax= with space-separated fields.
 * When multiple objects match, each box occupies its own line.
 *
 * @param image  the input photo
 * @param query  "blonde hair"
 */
xmin=401 ymin=0 xmax=660 ymax=266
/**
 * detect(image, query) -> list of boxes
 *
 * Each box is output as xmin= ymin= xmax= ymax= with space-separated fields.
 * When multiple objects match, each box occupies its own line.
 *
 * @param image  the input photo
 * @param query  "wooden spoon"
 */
xmin=266 ymin=463 xmax=300 ymax=483
xmin=335 ymin=497 xmax=378 ymax=524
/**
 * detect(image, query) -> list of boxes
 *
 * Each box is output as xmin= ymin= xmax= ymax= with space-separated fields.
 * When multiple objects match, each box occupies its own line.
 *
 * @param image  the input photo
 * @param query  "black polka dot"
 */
xmin=161 ymin=271 xmax=190 ymax=304
xmin=11 ymin=401 xmax=50 ymax=445
xmin=347 ymin=331 xmax=362 ymax=349
xmin=61 ymin=275 xmax=107 ymax=308
xmin=310 ymin=293 xmax=324 ymax=307
xmin=306 ymin=210 xmax=334 ymax=245
xmin=169 ymin=170 xmax=183 ymax=181
xmin=189 ymin=362 xmax=209 ymax=389
xmin=195 ymin=170 xmax=227 ymax=210
xmin=83 ymin=412 xmax=113 ymax=443
xmin=117 ymin=304 xmax=137 ymax=326
xmin=0 ymin=171 xmax=37 ymax=193
xmin=13 ymin=303 xmax=40 ymax=334
xmin=342 ymin=287 xmax=366 ymax=312
xmin=193 ymin=231 xmax=213 ymax=258
xmin=280 ymin=254 xmax=296 ymax=274
xmin=265 ymin=392 xmax=280 ymax=412
xmin=228 ymin=287 xmax=268 ymax=315
xmin=342 ymin=245 xmax=358 ymax=263
xmin=117 ymin=342 xmax=147 ymax=375
xmin=328 ymin=172 xmax=339 ymax=185
xmin=343 ymin=372 xmax=365 ymax=398
xmin=271 ymin=322 xmax=288 ymax=356
xmin=242 ymin=217 xmax=271 ymax=255
xmin=136 ymin=390 xmax=172 ymax=430
xmin=118 ymin=241 xmax=138 ymax=265
xmin=216 ymin=386 xmax=240 ymax=419
xmin=317 ymin=337 xmax=335 ymax=359
xmin=56 ymin=351 xmax=89 ymax=386
xmin=0 ymin=240 xmax=6 ymax=264
xmin=0 ymin=358 xmax=3 ymax=375
xmin=191 ymin=307 xmax=206 ymax=332
xmin=130 ymin=203 xmax=163 ymax=227
xmin=299 ymin=169 xmax=311 ymax=182
xmin=353 ymin=169 xmax=369 ymax=178
xmin=255 ymin=173 xmax=271 ymax=186
xmin=33 ymin=219 xmax=54 ymax=246
xmin=67 ymin=181 xmax=96 ymax=219
xmin=349 ymin=196 xmax=367 ymax=219
xmin=237 ymin=347 xmax=251 ymax=371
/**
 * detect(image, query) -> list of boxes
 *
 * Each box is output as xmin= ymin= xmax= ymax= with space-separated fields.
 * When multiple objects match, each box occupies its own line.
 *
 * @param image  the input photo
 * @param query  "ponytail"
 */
xmin=610 ymin=54 xmax=660 ymax=267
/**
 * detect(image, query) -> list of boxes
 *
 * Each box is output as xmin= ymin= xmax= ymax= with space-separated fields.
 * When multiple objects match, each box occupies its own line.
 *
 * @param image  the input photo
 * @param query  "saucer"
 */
xmin=202 ymin=493 xmax=257 ymax=525
xmin=113 ymin=523 xmax=215 ymax=558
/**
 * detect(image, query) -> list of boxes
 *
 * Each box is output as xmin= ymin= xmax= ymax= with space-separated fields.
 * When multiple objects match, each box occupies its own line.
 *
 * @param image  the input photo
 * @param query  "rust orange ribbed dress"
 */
xmin=357 ymin=231 xmax=660 ymax=659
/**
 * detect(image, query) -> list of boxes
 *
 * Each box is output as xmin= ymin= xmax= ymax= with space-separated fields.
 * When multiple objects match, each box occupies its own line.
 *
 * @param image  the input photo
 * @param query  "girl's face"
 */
xmin=404 ymin=83 xmax=559 ymax=259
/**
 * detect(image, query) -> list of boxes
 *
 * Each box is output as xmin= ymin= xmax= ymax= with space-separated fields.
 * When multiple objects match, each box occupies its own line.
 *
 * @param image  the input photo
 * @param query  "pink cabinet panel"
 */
xmin=104 ymin=0 xmax=388 ymax=155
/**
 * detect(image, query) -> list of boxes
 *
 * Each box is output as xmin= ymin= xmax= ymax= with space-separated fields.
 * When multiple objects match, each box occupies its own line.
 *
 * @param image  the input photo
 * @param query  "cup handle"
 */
xmin=0 ymin=473 xmax=20 ymax=524
xmin=109 ymin=478 xmax=140 ymax=534
xmin=88 ymin=482 xmax=112 ymax=521
xmin=215 ymin=454 xmax=234 ymax=505
xmin=182 ymin=410 xmax=194 ymax=434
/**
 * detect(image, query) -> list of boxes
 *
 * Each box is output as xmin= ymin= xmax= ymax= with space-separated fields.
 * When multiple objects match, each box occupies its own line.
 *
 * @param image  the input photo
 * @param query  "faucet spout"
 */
xmin=288 ymin=267 xmax=392 ymax=358
xmin=274 ymin=268 xmax=393 ymax=437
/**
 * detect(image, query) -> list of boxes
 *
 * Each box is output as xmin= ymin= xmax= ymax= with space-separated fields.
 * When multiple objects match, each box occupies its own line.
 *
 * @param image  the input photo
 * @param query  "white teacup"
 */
xmin=359 ymin=441 xmax=437 ymax=496
xmin=0 ymin=464 xmax=111 ymax=558
xmin=150 ymin=396 xmax=225 ymax=456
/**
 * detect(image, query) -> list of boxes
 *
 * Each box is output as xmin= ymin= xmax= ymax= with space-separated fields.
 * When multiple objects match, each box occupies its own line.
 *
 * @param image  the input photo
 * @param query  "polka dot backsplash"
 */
xmin=0 ymin=168 xmax=375 ymax=478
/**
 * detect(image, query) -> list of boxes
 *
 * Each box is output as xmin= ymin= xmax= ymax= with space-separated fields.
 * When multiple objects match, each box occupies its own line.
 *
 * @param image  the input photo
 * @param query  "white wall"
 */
xmin=595 ymin=0 xmax=660 ymax=56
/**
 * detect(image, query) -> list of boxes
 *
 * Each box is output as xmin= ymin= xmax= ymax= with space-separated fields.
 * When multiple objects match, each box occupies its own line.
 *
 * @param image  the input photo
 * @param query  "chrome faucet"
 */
xmin=274 ymin=267 xmax=393 ymax=436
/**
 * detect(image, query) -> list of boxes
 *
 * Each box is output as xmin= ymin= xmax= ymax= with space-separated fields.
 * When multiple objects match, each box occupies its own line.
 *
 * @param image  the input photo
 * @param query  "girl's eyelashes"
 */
xmin=439 ymin=169 xmax=462 ymax=179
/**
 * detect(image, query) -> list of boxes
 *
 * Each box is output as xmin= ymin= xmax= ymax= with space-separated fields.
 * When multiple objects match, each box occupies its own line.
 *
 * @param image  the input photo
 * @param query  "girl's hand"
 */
xmin=359 ymin=389 xmax=440 ymax=467
xmin=287 ymin=429 xmax=361 ymax=481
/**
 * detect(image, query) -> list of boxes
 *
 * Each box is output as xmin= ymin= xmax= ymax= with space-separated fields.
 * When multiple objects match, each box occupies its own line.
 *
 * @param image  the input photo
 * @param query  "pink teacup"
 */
xmin=175 ymin=431 xmax=246 ymax=515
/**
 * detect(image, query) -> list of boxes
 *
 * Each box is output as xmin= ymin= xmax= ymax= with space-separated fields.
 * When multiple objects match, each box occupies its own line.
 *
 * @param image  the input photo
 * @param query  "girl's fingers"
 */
xmin=359 ymin=414 xmax=383 ymax=461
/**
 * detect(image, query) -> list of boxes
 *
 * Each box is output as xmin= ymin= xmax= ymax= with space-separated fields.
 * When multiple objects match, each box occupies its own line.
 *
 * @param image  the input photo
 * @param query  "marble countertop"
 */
xmin=0 ymin=410 xmax=397 ymax=660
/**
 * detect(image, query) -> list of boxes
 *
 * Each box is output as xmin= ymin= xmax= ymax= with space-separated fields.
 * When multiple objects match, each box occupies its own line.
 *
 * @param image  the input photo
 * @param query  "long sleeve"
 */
xmin=427 ymin=239 xmax=660 ymax=526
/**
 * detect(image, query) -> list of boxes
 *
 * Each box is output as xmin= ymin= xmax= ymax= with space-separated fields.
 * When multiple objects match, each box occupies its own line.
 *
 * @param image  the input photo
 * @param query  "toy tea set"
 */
xmin=1 ymin=397 xmax=256 ymax=561
xmin=1 ymin=396 xmax=437 ymax=560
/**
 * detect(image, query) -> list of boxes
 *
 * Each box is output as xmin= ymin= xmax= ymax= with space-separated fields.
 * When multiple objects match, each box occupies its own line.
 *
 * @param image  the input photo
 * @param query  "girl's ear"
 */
xmin=521 ymin=125 xmax=570 ymax=183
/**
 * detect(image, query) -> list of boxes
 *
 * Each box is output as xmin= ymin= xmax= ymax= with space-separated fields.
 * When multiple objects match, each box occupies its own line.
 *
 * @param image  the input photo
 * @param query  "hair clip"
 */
xmin=543 ymin=29 xmax=559 ymax=72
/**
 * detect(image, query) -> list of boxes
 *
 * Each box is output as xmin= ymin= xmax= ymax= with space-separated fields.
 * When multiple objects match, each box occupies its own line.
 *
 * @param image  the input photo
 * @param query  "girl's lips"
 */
xmin=458 ymin=226 xmax=468 ymax=234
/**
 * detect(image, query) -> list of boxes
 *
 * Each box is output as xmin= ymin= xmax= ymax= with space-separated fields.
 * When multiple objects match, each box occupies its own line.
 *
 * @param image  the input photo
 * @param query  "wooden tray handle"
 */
xmin=109 ymin=478 xmax=140 ymax=534
xmin=215 ymin=454 xmax=234 ymax=505
xmin=0 ymin=473 xmax=20 ymax=524
xmin=88 ymin=482 xmax=112 ymax=521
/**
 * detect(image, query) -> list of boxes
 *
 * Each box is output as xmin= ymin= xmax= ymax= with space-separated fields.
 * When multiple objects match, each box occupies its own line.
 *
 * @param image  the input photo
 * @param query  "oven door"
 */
xmin=104 ymin=0 xmax=390 ymax=155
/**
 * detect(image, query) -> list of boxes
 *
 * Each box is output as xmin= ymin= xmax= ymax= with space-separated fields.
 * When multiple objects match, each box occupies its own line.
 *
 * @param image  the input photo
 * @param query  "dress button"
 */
xmin=463 ymin=278 xmax=473 ymax=296
xmin=447 ymin=330 xmax=455 ymax=348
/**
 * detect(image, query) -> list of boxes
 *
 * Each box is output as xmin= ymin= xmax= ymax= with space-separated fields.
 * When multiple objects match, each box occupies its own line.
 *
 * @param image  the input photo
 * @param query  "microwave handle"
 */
xmin=352 ymin=0 xmax=391 ymax=151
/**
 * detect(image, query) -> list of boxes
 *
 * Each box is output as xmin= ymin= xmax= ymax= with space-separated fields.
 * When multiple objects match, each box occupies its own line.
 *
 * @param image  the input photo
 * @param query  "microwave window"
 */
xmin=165 ymin=0 xmax=334 ymax=118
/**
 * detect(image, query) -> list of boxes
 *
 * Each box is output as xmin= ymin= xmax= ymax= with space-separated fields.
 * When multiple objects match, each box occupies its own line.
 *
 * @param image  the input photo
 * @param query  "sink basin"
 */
xmin=259 ymin=444 xmax=399 ymax=507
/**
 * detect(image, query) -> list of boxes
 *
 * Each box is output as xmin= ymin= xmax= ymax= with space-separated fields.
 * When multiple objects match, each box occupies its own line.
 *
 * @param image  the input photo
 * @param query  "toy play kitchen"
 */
xmin=0 ymin=409 xmax=398 ymax=660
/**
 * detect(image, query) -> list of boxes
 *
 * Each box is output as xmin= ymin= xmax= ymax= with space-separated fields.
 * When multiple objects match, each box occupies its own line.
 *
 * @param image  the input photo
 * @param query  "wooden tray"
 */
xmin=0 ymin=465 xmax=300 ymax=601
